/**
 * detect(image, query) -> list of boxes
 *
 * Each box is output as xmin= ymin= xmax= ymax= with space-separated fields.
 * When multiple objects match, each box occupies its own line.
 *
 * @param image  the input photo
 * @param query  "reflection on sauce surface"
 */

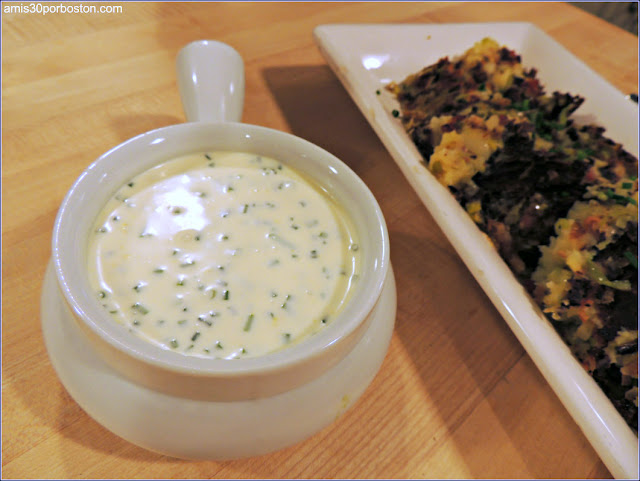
xmin=87 ymin=152 xmax=360 ymax=359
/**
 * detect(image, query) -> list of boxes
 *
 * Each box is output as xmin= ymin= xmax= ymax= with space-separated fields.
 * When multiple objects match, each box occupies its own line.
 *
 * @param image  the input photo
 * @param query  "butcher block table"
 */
xmin=2 ymin=2 xmax=637 ymax=479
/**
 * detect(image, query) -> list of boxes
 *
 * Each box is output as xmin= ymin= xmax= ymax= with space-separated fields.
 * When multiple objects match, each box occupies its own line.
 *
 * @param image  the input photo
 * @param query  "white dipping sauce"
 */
xmin=88 ymin=152 xmax=360 ymax=359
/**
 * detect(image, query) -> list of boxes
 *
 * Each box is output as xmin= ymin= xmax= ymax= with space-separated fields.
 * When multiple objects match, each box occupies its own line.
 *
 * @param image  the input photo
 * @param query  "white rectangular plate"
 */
xmin=314 ymin=22 xmax=638 ymax=479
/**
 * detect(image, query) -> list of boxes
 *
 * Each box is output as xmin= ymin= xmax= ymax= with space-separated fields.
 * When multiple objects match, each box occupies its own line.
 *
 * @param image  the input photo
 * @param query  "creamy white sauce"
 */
xmin=87 ymin=152 xmax=360 ymax=359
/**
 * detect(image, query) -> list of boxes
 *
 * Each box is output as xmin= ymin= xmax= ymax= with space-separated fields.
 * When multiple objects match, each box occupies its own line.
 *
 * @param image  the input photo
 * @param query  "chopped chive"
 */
xmin=133 ymin=283 xmax=144 ymax=292
xmin=191 ymin=331 xmax=201 ymax=342
xmin=153 ymin=267 xmax=166 ymax=274
xmin=131 ymin=302 xmax=149 ymax=315
xmin=622 ymin=182 xmax=633 ymax=189
xmin=170 ymin=339 xmax=178 ymax=348
xmin=281 ymin=294 xmax=291 ymax=309
xmin=605 ymin=189 xmax=637 ymax=206
xmin=204 ymin=153 xmax=212 ymax=160
xmin=127 ymin=182 xmax=135 ymax=187
xmin=197 ymin=315 xmax=212 ymax=326
xmin=210 ymin=289 xmax=217 ymax=299
xmin=242 ymin=204 xmax=249 ymax=213
xmin=310 ymin=250 xmax=318 ymax=259
xmin=349 ymin=243 xmax=359 ymax=251
xmin=223 ymin=290 xmax=230 ymax=300
xmin=216 ymin=341 xmax=223 ymax=349
xmin=391 ymin=109 xmax=400 ymax=117
xmin=177 ymin=319 xmax=187 ymax=325
xmin=243 ymin=314 xmax=255 ymax=332
xmin=283 ymin=332 xmax=291 ymax=343
xmin=624 ymin=251 xmax=638 ymax=269
xmin=98 ymin=290 xmax=107 ymax=299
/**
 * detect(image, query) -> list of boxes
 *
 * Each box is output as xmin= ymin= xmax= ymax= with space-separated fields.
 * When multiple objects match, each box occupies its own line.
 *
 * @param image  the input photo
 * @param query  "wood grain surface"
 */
xmin=2 ymin=2 xmax=637 ymax=479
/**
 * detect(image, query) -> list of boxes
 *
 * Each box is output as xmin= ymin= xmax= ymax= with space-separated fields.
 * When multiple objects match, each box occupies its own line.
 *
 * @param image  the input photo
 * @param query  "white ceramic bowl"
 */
xmin=45 ymin=40 xmax=396 ymax=459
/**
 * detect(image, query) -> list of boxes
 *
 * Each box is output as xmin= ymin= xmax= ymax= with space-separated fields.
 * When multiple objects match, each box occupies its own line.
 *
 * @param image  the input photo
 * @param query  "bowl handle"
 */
xmin=176 ymin=40 xmax=245 ymax=123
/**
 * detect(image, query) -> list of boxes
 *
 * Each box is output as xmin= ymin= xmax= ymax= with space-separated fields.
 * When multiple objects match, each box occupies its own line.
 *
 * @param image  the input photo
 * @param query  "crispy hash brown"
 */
xmin=387 ymin=38 xmax=638 ymax=430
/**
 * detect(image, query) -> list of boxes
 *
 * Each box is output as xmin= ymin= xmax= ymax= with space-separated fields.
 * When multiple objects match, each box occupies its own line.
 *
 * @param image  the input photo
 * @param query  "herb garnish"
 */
xmin=131 ymin=302 xmax=149 ymax=315
xmin=243 ymin=314 xmax=255 ymax=332
xmin=605 ymin=189 xmax=638 ymax=206
xmin=624 ymin=251 xmax=638 ymax=269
